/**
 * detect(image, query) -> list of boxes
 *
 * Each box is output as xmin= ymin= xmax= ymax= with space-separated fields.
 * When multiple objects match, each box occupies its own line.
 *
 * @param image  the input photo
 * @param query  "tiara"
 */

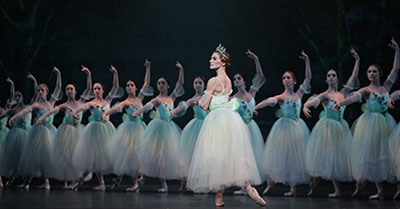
xmin=216 ymin=43 xmax=228 ymax=59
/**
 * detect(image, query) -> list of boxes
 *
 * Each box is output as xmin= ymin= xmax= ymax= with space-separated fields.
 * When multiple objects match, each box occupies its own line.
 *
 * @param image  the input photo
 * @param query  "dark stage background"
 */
xmin=1 ymin=0 xmax=400 ymax=134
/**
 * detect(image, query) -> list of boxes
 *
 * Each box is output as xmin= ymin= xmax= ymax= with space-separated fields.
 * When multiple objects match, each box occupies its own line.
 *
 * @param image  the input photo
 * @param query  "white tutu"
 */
xmin=247 ymin=120 xmax=267 ymax=182
xmin=389 ymin=123 xmax=400 ymax=179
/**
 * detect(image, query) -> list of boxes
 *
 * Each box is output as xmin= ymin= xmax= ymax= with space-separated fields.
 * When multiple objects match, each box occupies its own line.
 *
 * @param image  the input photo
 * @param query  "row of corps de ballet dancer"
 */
xmin=0 ymin=39 xmax=399 ymax=206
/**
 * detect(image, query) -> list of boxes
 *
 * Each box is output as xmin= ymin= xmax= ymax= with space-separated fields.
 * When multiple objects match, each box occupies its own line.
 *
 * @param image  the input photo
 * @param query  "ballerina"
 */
xmin=388 ymin=89 xmax=400 ymax=199
xmin=302 ymin=48 xmax=360 ymax=198
xmin=254 ymin=50 xmax=312 ymax=197
xmin=103 ymin=59 xmax=152 ymax=192
xmin=132 ymin=61 xmax=184 ymax=193
xmin=36 ymin=66 xmax=92 ymax=189
xmin=186 ymin=44 xmax=266 ymax=207
xmin=72 ymin=65 xmax=120 ymax=191
xmin=333 ymin=37 xmax=399 ymax=199
xmin=231 ymin=49 xmax=266 ymax=195
xmin=171 ymin=75 xmax=207 ymax=192
xmin=9 ymin=67 xmax=62 ymax=190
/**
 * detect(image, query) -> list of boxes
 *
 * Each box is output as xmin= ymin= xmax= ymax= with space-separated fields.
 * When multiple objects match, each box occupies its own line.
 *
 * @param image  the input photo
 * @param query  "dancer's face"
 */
xmin=157 ymin=78 xmax=169 ymax=92
xmin=233 ymin=74 xmax=245 ymax=87
xmin=125 ymin=81 xmax=137 ymax=94
xmin=209 ymin=52 xmax=225 ymax=70
xmin=193 ymin=78 xmax=205 ymax=92
xmin=367 ymin=65 xmax=380 ymax=81
xmin=15 ymin=92 xmax=23 ymax=103
xmin=282 ymin=72 xmax=295 ymax=88
xmin=326 ymin=69 xmax=338 ymax=85
xmin=93 ymin=83 xmax=104 ymax=98
xmin=38 ymin=84 xmax=48 ymax=99
xmin=65 ymin=84 xmax=77 ymax=98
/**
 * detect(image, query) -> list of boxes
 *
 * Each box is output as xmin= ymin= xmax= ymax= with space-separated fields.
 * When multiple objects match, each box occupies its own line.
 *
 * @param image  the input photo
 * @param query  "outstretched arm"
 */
xmin=254 ymin=96 xmax=279 ymax=112
xmin=6 ymin=77 xmax=15 ymax=109
xmin=132 ymin=98 xmax=160 ymax=117
xmin=342 ymin=48 xmax=360 ymax=96
xmin=72 ymin=102 xmax=91 ymax=120
xmin=138 ymin=59 xmax=152 ymax=101
xmin=103 ymin=101 xmax=126 ymax=121
xmin=105 ymin=65 xmax=120 ymax=104
xmin=27 ymin=73 xmax=39 ymax=104
xmin=49 ymin=66 xmax=62 ymax=106
xmin=37 ymin=104 xmax=66 ymax=125
xmin=302 ymin=93 xmax=327 ymax=118
xmin=333 ymin=88 xmax=368 ymax=112
xmin=170 ymin=61 xmax=184 ymax=101
xmin=388 ymin=90 xmax=400 ymax=109
xmin=383 ymin=37 xmax=400 ymax=91
xmin=247 ymin=49 xmax=266 ymax=98
xmin=8 ymin=103 xmax=35 ymax=126
xmin=297 ymin=50 xmax=312 ymax=98
xmin=78 ymin=66 xmax=93 ymax=103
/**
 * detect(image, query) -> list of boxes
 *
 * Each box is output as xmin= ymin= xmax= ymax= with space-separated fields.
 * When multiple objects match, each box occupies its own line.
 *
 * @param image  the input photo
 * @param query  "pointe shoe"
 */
xmin=307 ymin=188 xmax=313 ymax=197
xmin=394 ymin=185 xmax=400 ymax=200
xmin=37 ymin=184 xmax=50 ymax=190
xmin=126 ymin=185 xmax=140 ymax=192
xmin=215 ymin=194 xmax=224 ymax=207
xmin=157 ymin=187 xmax=168 ymax=193
xmin=328 ymin=192 xmax=340 ymax=198
xmin=93 ymin=184 xmax=106 ymax=191
xmin=369 ymin=193 xmax=384 ymax=200
xmin=247 ymin=186 xmax=267 ymax=206
xmin=110 ymin=184 xmax=117 ymax=190
xmin=233 ymin=189 xmax=247 ymax=195
xmin=284 ymin=190 xmax=296 ymax=197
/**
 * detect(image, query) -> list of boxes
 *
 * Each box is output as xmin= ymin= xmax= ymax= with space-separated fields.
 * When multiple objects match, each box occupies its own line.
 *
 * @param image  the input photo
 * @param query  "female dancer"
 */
xmin=103 ymin=59 xmax=152 ymax=192
xmin=388 ymin=90 xmax=400 ymax=199
xmin=302 ymin=48 xmax=360 ymax=197
xmin=132 ymin=61 xmax=184 ymax=193
xmin=36 ymin=66 xmax=92 ymax=189
xmin=333 ymin=38 xmax=399 ymax=199
xmin=232 ymin=49 xmax=266 ymax=195
xmin=0 ymin=76 xmax=37 ymax=186
xmin=254 ymin=50 xmax=312 ymax=197
xmin=171 ymin=75 xmax=206 ymax=192
xmin=72 ymin=65 xmax=120 ymax=191
xmin=9 ymin=67 xmax=62 ymax=190
xmin=187 ymin=44 xmax=266 ymax=207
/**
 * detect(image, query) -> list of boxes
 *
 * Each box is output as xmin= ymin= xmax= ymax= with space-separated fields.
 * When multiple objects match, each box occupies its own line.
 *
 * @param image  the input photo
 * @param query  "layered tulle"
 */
xmin=73 ymin=121 xmax=115 ymax=174
xmin=178 ymin=118 xmax=203 ymax=178
xmin=51 ymin=123 xmax=84 ymax=181
xmin=18 ymin=124 xmax=56 ymax=178
xmin=0 ymin=127 xmax=28 ymax=177
xmin=247 ymin=120 xmax=267 ymax=182
xmin=305 ymin=117 xmax=353 ymax=181
xmin=389 ymin=123 xmax=400 ymax=179
xmin=187 ymin=108 xmax=261 ymax=193
xmin=110 ymin=120 xmax=145 ymax=177
xmin=351 ymin=112 xmax=396 ymax=182
xmin=262 ymin=117 xmax=310 ymax=186
xmin=136 ymin=118 xmax=181 ymax=179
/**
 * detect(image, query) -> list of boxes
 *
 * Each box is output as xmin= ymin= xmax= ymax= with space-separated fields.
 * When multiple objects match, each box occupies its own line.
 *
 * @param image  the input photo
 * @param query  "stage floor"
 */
xmin=1 ymin=178 xmax=400 ymax=209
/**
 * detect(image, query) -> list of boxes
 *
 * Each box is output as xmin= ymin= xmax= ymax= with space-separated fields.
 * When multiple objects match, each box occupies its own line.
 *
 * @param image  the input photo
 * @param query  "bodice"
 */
xmin=280 ymin=98 xmax=301 ymax=120
xmin=193 ymin=104 xmax=207 ymax=120
xmin=366 ymin=92 xmax=388 ymax=113
xmin=235 ymin=98 xmax=255 ymax=124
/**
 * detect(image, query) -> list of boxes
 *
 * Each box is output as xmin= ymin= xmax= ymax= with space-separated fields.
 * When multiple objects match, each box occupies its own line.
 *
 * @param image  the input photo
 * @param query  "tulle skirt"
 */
xmin=305 ymin=117 xmax=353 ymax=181
xmin=137 ymin=118 xmax=181 ymax=179
xmin=73 ymin=121 xmax=115 ymax=174
xmin=110 ymin=120 xmax=145 ymax=177
xmin=351 ymin=112 xmax=396 ymax=182
xmin=388 ymin=123 xmax=400 ymax=180
xmin=248 ymin=120 xmax=267 ymax=182
xmin=187 ymin=108 xmax=261 ymax=193
xmin=262 ymin=117 xmax=310 ymax=186
xmin=18 ymin=124 xmax=56 ymax=178
xmin=52 ymin=123 xmax=84 ymax=181
xmin=0 ymin=127 xmax=9 ymax=176
xmin=0 ymin=127 xmax=28 ymax=177
xmin=178 ymin=118 xmax=203 ymax=178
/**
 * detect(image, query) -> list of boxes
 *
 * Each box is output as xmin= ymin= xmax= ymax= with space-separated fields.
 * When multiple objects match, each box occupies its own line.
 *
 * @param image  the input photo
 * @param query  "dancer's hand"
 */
xmin=72 ymin=112 xmax=80 ymax=120
xmin=144 ymin=59 xmax=151 ymax=68
xmin=109 ymin=65 xmax=118 ymax=73
xmin=37 ymin=118 xmax=42 ymax=125
xmin=132 ymin=111 xmax=138 ymax=117
xmin=388 ymin=97 xmax=395 ymax=109
xmin=350 ymin=48 xmax=360 ymax=60
xmin=299 ymin=50 xmax=309 ymax=61
xmin=102 ymin=114 xmax=108 ymax=122
xmin=332 ymin=103 xmax=341 ymax=112
xmin=303 ymin=106 xmax=312 ymax=118
xmin=8 ymin=118 xmax=14 ymax=126
xmin=6 ymin=77 xmax=14 ymax=85
xmin=246 ymin=49 xmax=258 ymax=60
xmin=27 ymin=73 xmax=35 ymax=81
xmin=81 ymin=65 xmax=91 ymax=74
xmin=53 ymin=66 xmax=61 ymax=74
xmin=253 ymin=108 xmax=259 ymax=116
xmin=175 ymin=61 xmax=183 ymax=70
xmin=389 ymin=37 xmax=399 ymax=51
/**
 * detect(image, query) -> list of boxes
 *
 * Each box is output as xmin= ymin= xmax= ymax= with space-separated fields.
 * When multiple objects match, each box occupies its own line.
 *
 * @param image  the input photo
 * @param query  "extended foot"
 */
xmin=110 ymin=184 xmax=117 ymax=190
xmin=351 ymin=182 xmax=366 ymax=198
xmin=93 ymin=184 xmax=106 ymax=191
xmin=247 ymin=186 xmax=267 ymax=206
xmin=37 ymin=184 xmax=50 ymax=190
xmin=284 ymin=190 xmax=296 ymax=197
xmin=262 ymin=181 xmax=275 ymax=195
xmin=126 ymin=184 xmax=140 ymax=192
xmin=157 ymin=187 xmax=168 ymax=193
xmin=369 ymin=192 xmax=384 ymax=200
xmin=328 ymin=192 xmax=340 ymax=198
xmin=215 ymin=193 xmax=224 ymax=207
xmin=394 ymin=184 xmax=400 ymax=200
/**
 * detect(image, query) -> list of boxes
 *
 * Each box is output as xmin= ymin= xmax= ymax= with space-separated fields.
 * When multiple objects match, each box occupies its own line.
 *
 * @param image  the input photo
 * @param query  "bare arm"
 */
xmin=37 ymin=104 xmax=66 ymax=125
xmin=8 ymin=104 xmax=35 ymax=126
xmin=247 ymin=49 xmax=266 ymax=98
xmin=6 ymin=77 xmax=15 ymax=109
xmin=27 ymin=73 xmax=39 ymax=104
xmin=103 ymin=100 xmax=126 ymax=121
xmin=132 ymin=98 xmax=160 ymax=117
xmin=78 ymin=66 xmax=92 ymax=103
xmin=383 ymin=37 xmax=399 ymax=91
xmin=297 ymin=50 xmax=312 ymax=99
xmin=138 ymin=59 xmax=152 ymax=101
xmin=388 ymin=90 xmax=400 ymax=109
xmin=49 ymin=66 xmax=62 ymax=106
xmin=342 ymin=48 xmax=360 ymax=96
xmin=105 ymin=65 xmax=120 ymax=104
xmin=170 ymin=61 xmax=184 ymax=101
xmin=72 ymin=102 xmax=91 ymax=120
xmin=333 ymin=88 xmax=368 ymax=112
xmin=199 ymin=78 xmax=218 ymax=111
xmin=302 ymin=93 xmax=327 ymax=118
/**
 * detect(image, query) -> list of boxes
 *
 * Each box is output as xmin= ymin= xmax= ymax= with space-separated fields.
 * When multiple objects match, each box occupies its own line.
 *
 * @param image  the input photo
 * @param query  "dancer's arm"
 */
xmin=247 ymin=49 xmax=266 ymax=98
xmin=105 ymin=65 xmax=120 ymax=104
xmin=254 ymin=96 xmax=280 ymax=115
xmin=342 ymin=48 xmax=360 ymax=96
xmin=198 ymin=78 xmax=219 ymax=111
xmin=302 ymin=93 xmax=327 ymax=118
xmin=388 ymin=90 xmax=400 ymax=109
xmin=333 ymin=88 xmax=368 ymax=112
xmin=297 ymin=50 xmax=312 ymax=99
xmin=383 ymin=37 xmax=399 ymax=91
xmin=103 ymin=100 xmax=127 ymax=121
xmin=6 ymin=77 xmax=15 ymax=109
xmin=132 ymin=98 xmax=159 ymax=117
xmin=8 ymin=103 xmax=37 ymax=126
xmin=170 ymin=61 xmax=184 ymax=101
xmin=37 ymin=103 xmax=67 ymax=125
xmin=138 ymin=59 xmax=152 ymax=101
xmin=78 ymin=66 xmax=93 ymax=103
xmin=27 ymin=73 xmax=39 ymax=104
xmin=49 ymin=66 xmax=62 ymax=106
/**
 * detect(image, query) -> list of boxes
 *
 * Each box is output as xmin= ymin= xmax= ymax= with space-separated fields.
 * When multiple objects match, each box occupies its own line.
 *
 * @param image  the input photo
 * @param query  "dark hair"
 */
xmin=157 ymin=76 xmax=170 ymax=85
xmin=326 ymin=69 xmax=339 ymax=78
xmin=194 ymin=76 xmax=206 ymax=83
xmin=126 ymin=80 xmax=136 ymax=86
xmin=234 ymin=73 xmax=246 ymax=82
xmin=284 ymin=71 xmax=296 ymax=83
xmin=367 ymin=64 xmax=383 ymax=77
xmin=93 ymin=82 xmax=105 ymax=91
xmin=66 ymin=83 xmax=77 ymax=89
xmin=215 ymin=51 xmax=231 ymax=69
xmin=38 ymin=83 xmax=49 ymax=93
